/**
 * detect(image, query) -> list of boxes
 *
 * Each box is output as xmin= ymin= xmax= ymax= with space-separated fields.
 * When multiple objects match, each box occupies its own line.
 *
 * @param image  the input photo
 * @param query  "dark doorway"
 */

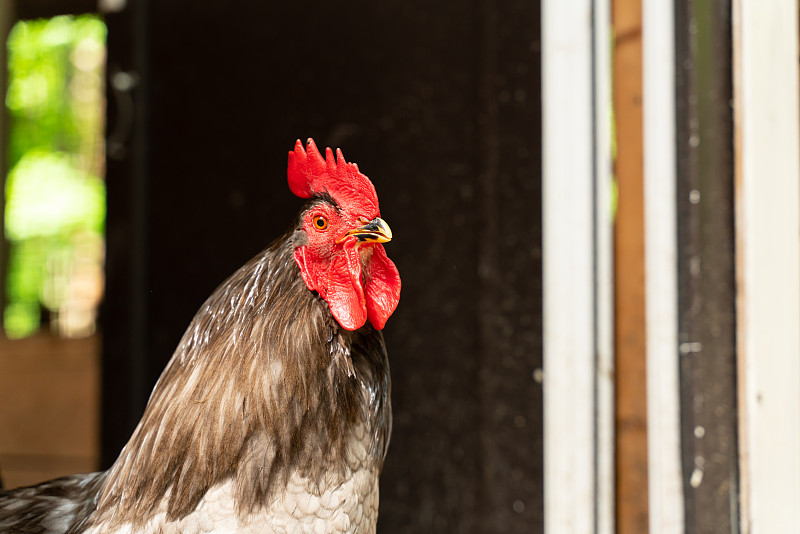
xmin=100 ymin=2 xmax=543 ymax=532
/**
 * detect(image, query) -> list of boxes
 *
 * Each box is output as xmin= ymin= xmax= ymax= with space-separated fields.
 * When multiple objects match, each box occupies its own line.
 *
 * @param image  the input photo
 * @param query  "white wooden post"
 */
xmin=593 ymin=0 xmax=616 ymax=533
xmin=542 ymin=0 xmax=614 ymax=532
xmin=643 ymin=0 xmax=685 ymax=532
xmin=733 ymin=1 xmax=800 ymax=532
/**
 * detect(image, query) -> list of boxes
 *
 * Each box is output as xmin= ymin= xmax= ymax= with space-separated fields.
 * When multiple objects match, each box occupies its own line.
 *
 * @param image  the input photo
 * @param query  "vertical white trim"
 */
xmin=593 ymin=1 xmax=616 ymax=533
xmin=733 ymin=1 xmax=800 ymax=533
xmin=643 ymin=0 xmax=685 ymax=533
xmin=542 ymin=0 xmax=607 ymax=532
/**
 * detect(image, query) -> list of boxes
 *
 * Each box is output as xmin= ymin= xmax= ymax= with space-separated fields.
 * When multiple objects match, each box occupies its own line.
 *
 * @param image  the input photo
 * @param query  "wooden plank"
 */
xmin=642 ymin=0 xmax=685 ymax=531
xmin=733 ymin=0 xmax=800 ymax=532
xmin=612 ymin=1 xmax=649 ymax=533
xmin=542 ymin=0 xmax=597 ymax=531
xmin=0 ymin=334 xmax=100 ymax=489
xmin=594 ymin=1 xmax=615 ymax=533
xmin=673 ymin=2 xmax=739 ymax=532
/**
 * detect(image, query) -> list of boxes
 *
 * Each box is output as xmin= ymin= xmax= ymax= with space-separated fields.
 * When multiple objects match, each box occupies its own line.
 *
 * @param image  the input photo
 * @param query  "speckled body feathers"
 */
xmin=0 ymin=209 xmax=393 ymax=533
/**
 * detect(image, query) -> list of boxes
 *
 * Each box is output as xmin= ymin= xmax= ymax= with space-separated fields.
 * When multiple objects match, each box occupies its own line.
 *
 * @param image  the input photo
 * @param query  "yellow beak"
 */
xmin=337 ymin=217 xmax=393 ymax=244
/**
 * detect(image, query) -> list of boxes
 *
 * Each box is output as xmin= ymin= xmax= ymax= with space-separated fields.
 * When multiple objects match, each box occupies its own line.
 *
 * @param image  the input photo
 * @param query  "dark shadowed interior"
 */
xmin=0 ymin=0 xmax=543 ymax=530
xmin=97 ymin=2 xmax=544 ymax=533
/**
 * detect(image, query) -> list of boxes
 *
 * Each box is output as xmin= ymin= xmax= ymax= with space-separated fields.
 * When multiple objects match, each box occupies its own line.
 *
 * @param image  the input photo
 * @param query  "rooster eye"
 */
xmin=313 ymin=216 xmax=329 ymax=231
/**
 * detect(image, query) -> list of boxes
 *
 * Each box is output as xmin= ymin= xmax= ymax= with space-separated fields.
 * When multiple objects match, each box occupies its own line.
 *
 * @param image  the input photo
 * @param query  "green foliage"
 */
xmin=3 ymin=15 xmax=107 ymax=338
xmin=5 ymin=150 xmax=105 ymax=239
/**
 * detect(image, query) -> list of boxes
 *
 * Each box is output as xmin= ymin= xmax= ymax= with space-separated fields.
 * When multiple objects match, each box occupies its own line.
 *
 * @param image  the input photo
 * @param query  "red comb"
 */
xmin=287 ymin=138 xmax=379 ymax=216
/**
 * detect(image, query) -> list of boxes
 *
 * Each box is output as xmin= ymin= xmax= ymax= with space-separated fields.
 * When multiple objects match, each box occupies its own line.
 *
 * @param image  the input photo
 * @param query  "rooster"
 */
xmin=0 ymin=138 xmax=401 ymax=534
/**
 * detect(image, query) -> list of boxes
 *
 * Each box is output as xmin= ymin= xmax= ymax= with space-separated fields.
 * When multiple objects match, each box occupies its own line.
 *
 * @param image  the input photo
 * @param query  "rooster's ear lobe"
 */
xmin=293 ymin=246 xmax=316 ymax=293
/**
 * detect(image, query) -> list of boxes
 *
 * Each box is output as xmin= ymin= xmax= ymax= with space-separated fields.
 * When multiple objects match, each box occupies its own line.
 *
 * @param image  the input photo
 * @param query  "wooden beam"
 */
xmin=542 ymin=0 xmax=597 ymax=531
xmin=673 ymin=1 xmax=739 ymax=531
xmin=612 ymin=1 xmax=649 ymax=533
xmin=643 ymin=0 xmax=685 ymax=531
xmin=594 ymin=2 xmax=615 ymax=533
xmin=733 ymin=0 xmax=800 ymax=531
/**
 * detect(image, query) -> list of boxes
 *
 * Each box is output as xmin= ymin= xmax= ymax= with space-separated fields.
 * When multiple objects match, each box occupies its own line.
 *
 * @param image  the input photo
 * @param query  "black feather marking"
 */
xmin=310 ymin=191 xmax=341 ymax=212
xmin=0 ymin=472 xmax=107 ymax=534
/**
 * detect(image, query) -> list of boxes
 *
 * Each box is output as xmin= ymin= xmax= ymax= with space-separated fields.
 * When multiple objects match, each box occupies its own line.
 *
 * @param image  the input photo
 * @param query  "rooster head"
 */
xmin=288 ymin=138 xmax=401 ymax=331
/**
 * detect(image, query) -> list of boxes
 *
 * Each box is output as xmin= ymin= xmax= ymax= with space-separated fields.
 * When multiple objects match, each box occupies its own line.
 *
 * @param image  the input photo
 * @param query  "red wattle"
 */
xmin=364 ymin=245 xmax=401 ymax=330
